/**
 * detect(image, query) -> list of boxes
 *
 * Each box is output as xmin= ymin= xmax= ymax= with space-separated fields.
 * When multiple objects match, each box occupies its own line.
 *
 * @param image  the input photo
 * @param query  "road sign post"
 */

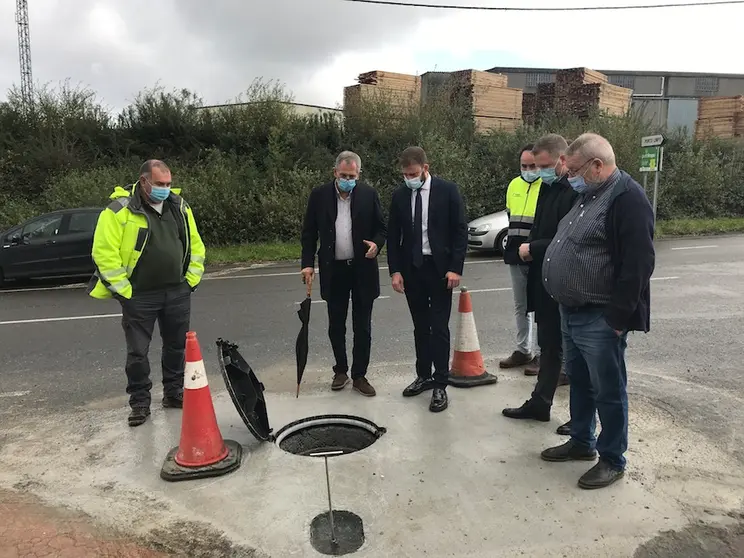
xmin=640 ymin=135 xmax=665 ymax=222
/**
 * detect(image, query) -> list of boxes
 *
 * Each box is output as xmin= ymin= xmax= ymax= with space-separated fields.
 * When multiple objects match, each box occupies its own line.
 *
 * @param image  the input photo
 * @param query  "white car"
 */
xmin=467 ymin=210 xmax=510 ymax=254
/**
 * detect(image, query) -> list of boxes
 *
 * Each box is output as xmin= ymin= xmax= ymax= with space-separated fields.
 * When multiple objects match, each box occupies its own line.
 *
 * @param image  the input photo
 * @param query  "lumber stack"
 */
xmin=695 ymin=96 xmax=744 ymax=140
xmin=449 ymin=69 xmax=522 ymax=132
xmin=343 ymin=70 xmax=421 ymax=114
xmin=532 ymin=68 xmax=632 ymax=121
xmin=522 ymin=92 xmax=537 ymax=123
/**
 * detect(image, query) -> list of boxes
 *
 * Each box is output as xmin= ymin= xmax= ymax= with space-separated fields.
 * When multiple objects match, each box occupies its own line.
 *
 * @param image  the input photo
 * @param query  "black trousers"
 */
xmin=403 ymin=258 xmax=453 ymax=387
xmin=327 ymin=261 xmax=374 ymax=379
xmin=530 ymin=303 xmax=563 ymax=408
xmin=120 ymin=281 xmax=191 ymax=408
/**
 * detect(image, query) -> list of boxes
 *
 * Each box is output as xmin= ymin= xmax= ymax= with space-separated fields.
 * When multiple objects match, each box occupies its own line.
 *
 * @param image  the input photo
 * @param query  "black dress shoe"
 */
xmin=403 ymin=377 xmax=434 ymax=397
xmin=502 ymin=400 xmax=550 ymax=422
xmin=128 ymin=407 xmax=151 ymax=427
xmin=556 ymin=420 xmax=571 ymax=436
xmin=429 ymin=388 xmax=448 ymax=413
xmin=540 ymin=441 xmax=597 ymax=462
xmin=578 ymin=460 xmax=625 ymax=490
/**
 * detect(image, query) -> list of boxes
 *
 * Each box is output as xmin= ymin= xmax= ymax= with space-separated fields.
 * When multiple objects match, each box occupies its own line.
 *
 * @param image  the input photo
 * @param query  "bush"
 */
xmin=1 ymin=80 xmax=744 ymax=237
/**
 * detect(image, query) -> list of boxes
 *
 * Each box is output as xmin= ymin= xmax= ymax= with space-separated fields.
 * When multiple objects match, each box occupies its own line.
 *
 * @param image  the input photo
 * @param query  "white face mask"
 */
xmin=405 ymin=176 xmax=423 ymax=190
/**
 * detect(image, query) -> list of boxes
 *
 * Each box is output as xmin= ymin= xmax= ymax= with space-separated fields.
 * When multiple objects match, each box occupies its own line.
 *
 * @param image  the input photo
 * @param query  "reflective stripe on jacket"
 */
xmin=87 ymin=183 xmax=206 ymax=300
xmin=503 ymin=175 xmax=542 ymax=265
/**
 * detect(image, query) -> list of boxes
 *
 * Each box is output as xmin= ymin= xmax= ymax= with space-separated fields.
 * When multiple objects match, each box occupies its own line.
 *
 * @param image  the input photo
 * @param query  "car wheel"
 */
xmin=495 ymin=230 xmax=508 ymax=254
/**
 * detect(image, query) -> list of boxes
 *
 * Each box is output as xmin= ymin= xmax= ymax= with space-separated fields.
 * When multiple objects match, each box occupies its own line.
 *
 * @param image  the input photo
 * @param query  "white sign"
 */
xmin=641 ymin=134 xmax=664 ymax=147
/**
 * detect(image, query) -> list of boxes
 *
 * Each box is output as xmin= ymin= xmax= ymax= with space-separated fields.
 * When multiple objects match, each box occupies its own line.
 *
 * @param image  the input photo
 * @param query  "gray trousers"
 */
xmin=120 ymin=281 xmax=191 ymax=408
xmin=508 ymin=264 xmax=539 ymax=356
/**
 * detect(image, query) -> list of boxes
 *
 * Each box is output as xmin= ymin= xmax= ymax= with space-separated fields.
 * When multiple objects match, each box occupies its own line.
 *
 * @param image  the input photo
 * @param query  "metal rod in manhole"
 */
xmin=309 ymin=450 xmax=345 ymax=544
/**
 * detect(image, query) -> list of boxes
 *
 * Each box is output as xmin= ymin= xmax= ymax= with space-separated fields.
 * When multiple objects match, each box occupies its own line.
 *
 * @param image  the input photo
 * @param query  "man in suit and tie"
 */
xmin=300 ymin=151 xmax=387 ymax=397
xmin=387 ymin=146 xmax=468 ymax=412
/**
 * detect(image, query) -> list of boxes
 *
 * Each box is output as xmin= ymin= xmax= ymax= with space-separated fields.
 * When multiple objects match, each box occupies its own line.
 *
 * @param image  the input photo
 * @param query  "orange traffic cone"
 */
xmin=160 ymin=331 xmax=242 ymax=482
xmin=449 ymin=287 xmax=498 ymax=388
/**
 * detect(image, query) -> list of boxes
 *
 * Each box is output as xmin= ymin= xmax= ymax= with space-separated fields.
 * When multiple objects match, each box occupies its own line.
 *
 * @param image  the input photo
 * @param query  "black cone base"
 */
xmin=310 ymin=510 xmax=365 ymax=555
xmin=160 ymin=439 xmax=243 ymax=482
xmin=448 ymin=371 xmax=498 ymax=388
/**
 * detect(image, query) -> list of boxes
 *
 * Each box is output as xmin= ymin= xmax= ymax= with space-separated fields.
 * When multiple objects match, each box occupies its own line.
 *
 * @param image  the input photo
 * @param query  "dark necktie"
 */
xmin=412 ymin=189 xmax=423 ymax=268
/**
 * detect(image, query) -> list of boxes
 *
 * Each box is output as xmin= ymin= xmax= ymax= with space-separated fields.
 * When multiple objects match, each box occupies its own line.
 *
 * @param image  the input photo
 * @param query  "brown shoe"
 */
xmin=499 ymin=351 xmax=532 ymax=369
xmin=331 ymin=372 xmax=350 ymax=391
xmin=353 ymin=377 xmax=376 ymax=397
xmin=524 ymin=355 xmax=540 ymax=376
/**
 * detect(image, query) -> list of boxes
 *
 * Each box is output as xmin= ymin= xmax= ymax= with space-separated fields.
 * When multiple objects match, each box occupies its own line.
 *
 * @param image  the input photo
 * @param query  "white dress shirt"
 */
xmin=410 ymin=174 xmax=432 ymax=256
xmin=335 ymin=188 xmax=354 ymax=260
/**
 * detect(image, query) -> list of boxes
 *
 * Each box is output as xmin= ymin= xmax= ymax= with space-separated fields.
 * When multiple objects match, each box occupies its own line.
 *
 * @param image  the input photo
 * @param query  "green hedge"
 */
xmin=2 ymin=80 xmax=744 ymax=243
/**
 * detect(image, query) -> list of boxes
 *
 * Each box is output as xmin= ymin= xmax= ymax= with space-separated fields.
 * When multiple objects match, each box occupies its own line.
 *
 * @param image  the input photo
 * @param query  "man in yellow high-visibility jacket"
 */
xmin=88 ymin=160 xmax=206 ymax=427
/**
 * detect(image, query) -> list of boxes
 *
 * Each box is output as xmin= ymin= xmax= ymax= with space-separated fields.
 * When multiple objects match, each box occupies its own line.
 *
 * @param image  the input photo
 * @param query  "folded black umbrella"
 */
xmin=295 ymin=281 xmax=312 ymax=398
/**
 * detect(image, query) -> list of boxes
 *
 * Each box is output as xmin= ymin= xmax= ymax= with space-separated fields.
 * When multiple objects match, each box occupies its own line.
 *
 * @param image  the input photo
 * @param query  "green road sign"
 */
xmin=640 ymin=146 xmax=660 ymax=172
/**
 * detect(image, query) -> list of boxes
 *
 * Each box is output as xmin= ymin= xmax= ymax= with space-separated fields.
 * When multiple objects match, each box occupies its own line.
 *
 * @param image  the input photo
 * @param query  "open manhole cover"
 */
xmin=216 ymin=338 xmax=385 ymax=555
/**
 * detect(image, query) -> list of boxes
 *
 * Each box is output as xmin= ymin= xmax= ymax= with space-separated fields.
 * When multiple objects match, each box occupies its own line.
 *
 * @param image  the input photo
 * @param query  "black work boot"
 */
xmin=499 ymin=351 xmax=532 ymax=369
xmin=502 ymin=400 xmax=550 ymax=422
xmin=578 ymin=460 xmax=625 ymax=490
xmin=128 ymin=407 xmax=151 ymax=427
xmin=162 ymin=392 xmax=183 ymax=408
xmin=541 ymin=441 xmax=597 ymax=462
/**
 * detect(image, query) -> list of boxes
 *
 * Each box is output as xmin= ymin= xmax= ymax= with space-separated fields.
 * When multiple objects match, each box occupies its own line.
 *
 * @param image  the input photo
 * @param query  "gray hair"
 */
xmin=140 ymin=159 xmax=170 ymax=179
xmin=335 ymin=151 xmax=362 ymax=171
xmin=532 ymin=134 xmax=569 ymax=158
xmin=567 ymin=133 xmax=616 ymax=165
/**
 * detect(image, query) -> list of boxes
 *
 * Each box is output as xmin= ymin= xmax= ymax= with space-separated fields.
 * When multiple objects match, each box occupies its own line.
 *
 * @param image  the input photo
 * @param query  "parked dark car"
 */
xmin=0 ymin=208 xmax=103 ymax=286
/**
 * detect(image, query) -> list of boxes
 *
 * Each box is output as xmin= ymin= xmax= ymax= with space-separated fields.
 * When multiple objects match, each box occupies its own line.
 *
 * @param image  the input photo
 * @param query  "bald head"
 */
xmin=140 ymin=159 xmax=170 ymax=179
xmin=566 ymin=133 xmax=618 ymax=185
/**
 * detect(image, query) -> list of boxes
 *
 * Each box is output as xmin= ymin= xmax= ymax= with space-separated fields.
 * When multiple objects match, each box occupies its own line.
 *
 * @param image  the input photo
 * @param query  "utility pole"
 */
xmin=16 ymin=0 xmax=34 ymax=115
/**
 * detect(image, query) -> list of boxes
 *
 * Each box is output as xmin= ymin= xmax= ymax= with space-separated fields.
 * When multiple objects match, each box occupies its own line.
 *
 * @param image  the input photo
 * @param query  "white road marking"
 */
xmin=0 ymin=259 xmax=503 ymax=293
xmin=651 ymin=276 xmax=680 ymax=281
xmin=467 ymin=288 xmax=512 ymax=294
xmin=0 ymin=391 xmax=30 ymax=398
xmin=670 ymin=245 xmax=718 ymax=251
xmin=0 ymin=313 xmax=122 ymax=326
xmin=296 ymin=295 xmax=391 ymax=305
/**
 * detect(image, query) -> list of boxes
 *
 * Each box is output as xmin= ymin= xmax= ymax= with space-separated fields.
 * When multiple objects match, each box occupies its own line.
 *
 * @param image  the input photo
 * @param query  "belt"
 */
xmin=334 ymin=259 xmax=355 ymax=266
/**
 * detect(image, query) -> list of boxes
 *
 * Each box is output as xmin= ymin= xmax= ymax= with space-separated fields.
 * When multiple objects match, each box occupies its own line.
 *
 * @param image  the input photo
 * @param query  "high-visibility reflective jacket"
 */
xmin=87 ymin=183 xmax=206 ymax=300
xmin=503 ymin=175 xmax=541 ymax=265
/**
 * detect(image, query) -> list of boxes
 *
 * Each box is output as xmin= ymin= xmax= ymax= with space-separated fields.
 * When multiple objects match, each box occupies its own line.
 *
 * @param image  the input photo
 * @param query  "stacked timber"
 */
xmin=423 ymin=69 xmax=521 ymax=132
xmin=532 ymin=68 xmax=632 ymax=121
xmin=522 ymin=93 xmax=537 ymax=123
xmin=343 ymin=70 xmax=421 ymax=115
xmin=555 ymin=68 xmax=632 ymax=117
xmin=694 ymin=96 xmax=744 ymax=140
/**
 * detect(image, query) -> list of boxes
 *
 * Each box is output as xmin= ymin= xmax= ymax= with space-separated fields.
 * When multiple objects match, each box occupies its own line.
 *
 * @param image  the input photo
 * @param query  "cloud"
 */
xmin=0 ymin=0 xmax=743 ymax=112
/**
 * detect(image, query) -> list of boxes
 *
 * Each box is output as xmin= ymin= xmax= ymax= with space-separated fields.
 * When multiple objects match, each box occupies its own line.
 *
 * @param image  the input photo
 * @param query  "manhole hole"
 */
xmin=275 ymin=416 xmax=385 ymax=457
xmin=216 ymin=339 xmax=384 ymax=556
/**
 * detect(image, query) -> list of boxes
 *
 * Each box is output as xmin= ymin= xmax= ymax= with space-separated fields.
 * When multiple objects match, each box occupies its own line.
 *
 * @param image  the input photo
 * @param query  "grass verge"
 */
xmin=655 ymin=217 xmax=744 ymax=237
xmin=205 ymin=218 xmax=744 ymax=265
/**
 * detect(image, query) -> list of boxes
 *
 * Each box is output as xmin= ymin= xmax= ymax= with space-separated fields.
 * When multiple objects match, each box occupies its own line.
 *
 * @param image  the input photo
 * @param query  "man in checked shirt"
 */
xmin=539 ymin=133 xmax=655 ymax=490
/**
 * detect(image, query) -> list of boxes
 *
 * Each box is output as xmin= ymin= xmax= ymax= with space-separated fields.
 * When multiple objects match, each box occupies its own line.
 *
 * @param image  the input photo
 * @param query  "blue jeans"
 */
xmin=560 ymin=305 xmax=629 ymax=470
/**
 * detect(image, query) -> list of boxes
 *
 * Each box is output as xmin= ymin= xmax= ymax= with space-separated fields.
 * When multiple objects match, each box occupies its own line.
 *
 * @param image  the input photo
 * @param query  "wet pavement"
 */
xmin=1 ymin=235 xmax=744 ymax=556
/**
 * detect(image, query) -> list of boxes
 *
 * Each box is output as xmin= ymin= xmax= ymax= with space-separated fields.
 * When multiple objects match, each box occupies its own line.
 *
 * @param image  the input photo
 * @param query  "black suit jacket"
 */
xmin=300 ymin=181 xmax=387 ymax=301
xmin=386 ymin=176 xmax=468 ymax=279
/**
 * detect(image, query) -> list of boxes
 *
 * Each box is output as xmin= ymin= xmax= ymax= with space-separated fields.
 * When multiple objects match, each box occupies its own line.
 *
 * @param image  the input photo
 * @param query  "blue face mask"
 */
xmin=405 ymin=176 xmax=423 ymax=190
xmin=338 ymin=178 xmax=356 ymax=193
xmin=539 ymin=168 xmax=557 ymax=185
xmin=521 ymin=170 xmax=540 ymax=183
xmin=568 ymin=176 xmax=589 ymax=194
xmin=149 ymin=185 xmax=171 ymax=202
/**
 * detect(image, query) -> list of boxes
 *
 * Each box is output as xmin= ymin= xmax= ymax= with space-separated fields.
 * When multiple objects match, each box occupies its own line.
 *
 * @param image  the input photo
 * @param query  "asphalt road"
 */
xmin=1 ymin=235 xmax=743 ymax=467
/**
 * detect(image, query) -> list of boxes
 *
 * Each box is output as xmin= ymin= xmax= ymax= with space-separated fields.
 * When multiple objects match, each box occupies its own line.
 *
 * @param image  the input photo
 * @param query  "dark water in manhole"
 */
xmin=310 ymin=510 xmax=365 ymax=556
xmin=278 ymin=424 xmax=379 ymax=457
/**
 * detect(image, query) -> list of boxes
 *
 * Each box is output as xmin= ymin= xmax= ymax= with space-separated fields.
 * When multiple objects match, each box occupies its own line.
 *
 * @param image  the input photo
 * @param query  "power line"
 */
xmin=343 ymin=0 xmax=744 ymax=12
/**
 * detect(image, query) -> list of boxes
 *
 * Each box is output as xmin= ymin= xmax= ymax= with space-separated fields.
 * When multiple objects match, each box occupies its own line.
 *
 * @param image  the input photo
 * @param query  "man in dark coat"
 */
xmin=502 ymin=134 xmax=578 ymax=434
xmin=387 ymin=146 xmax=468 ymax=413
xmin=300 ymin=151 xmax=387 ymax=396
xmin=540 ymin=133 xmax=655 ymax=490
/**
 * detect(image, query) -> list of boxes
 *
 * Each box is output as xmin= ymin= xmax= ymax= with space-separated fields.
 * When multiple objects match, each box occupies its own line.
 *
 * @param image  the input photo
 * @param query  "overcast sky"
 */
xmin=1 ymin=0 xmax=743 ymax=113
